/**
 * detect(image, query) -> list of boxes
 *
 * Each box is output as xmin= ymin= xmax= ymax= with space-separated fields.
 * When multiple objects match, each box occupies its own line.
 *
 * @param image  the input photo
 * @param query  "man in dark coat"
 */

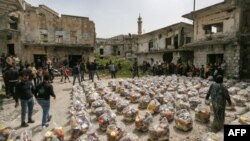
xmin=14 ymin=70 xmax=35 ymax=127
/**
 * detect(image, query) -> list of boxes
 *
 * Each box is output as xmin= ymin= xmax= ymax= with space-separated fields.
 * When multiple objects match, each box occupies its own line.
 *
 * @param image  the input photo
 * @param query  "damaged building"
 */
xmin=0 ymin=1 xmax=96 ymax=68
xmin=135 ymin=22 xmax=193 ymax=66
xmin=95 ymin=34 xmax=137 ymax=58
xmin=183 ymin=0 xmax=250 ymax=78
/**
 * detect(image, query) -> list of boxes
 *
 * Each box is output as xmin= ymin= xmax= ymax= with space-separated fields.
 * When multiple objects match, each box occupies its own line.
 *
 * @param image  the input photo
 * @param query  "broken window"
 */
xmin=207 ymin=54 xmax=223 ymax=65
xmin=186 ymin=37 xmax=191 ymax=44
xmin=41 ymin=34 xmax=48 ymax=42
xmin=245 ymin=11 xmax=250 ymax=26
xmin=7 ymin=33 xmax=12 ymax=40
xmin=100 ymin=48 xmax=104 ymax=55
xmin=203 ymin=23 xmax=223 ymax=34
xmin=39 ymin=14 xmax=47 ymax=29
xmin=148 ymin=41 xmax=153 ymax=51
xmin=113 ymin=45 xmax=118 ymax=55
xmin=165 ymin=37 xmax=171 ymax=48
xmin=56 ymin=35 xmax=63 ymax=43
xmin=70 ymin=31 xmax=77 ymax=44
xmin=174 ymin=35 xmax=179 ymax=49
xmin=7 ymin=44 xmax=15 ymax=55
xmin=9 ymin=16 xmax=18 ymax=30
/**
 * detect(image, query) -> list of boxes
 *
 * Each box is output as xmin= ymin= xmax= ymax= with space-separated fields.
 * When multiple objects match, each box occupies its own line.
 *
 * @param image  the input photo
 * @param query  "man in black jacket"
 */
xmin=35 ymin=74 xmax=56 ymax=128
xmin=5 ymin=63 xmax=19 ymax=98
xmin=14 ymin=71 xmax=35 ymax=127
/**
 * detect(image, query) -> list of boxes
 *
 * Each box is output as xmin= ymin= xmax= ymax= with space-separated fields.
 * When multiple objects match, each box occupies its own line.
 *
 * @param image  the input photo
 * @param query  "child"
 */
xmin=64 ymin=67 xmax=70 ymax=83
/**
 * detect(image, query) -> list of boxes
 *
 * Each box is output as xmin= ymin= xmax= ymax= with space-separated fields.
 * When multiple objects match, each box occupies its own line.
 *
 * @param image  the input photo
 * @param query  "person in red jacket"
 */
xmin=63 ymin=67 xmax=71 ymax=83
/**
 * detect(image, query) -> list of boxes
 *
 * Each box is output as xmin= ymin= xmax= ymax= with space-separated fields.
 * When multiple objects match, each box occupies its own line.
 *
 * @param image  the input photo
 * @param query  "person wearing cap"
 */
xmin=14 ymin=70 xmax=35 ymax=127
xmin=34 ymin=74 xmax=56 ymax=128
xmin=205 ymin=75 xmax=232 ymax=132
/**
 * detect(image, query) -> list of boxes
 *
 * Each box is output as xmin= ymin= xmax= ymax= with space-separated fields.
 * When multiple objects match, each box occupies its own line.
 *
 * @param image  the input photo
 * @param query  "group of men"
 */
xmin=1 ymin=54 xmax=56 ymax=128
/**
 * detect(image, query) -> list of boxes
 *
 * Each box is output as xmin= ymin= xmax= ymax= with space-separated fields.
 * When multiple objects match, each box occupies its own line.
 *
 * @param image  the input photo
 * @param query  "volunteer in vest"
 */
xmin=35 ymin=74 xmax=56 ymax=128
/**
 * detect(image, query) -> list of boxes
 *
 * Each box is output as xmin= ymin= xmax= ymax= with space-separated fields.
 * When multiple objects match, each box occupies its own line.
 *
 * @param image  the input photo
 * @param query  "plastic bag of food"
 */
xmin=44 ymin=130 xmax=59 ymax=141
xmin=106 ymin=95 xmax=119 ymax=109
xmin=175 ymin=100 xmax=190 ymax=111
xmin=232 ymin=95 xmax=247 ymax=107
xmin=106 ymin=123 xmax=125 ymax=141
xmin=94 ymin=107 xmax=110 ymax=119
xmin=187 ymin=89 xmax=199 ymax=98
xmin=148 ymin=118 xmax=169 ymax=141
xmin=195 ymin=104 xmax=210 ymax=123
xmin=199 ymin=87 xmax=209 ymax=98
xmin=162 ymin=93 xmax=175 ymax=104
xmin=122 ymin=106 xmax=139 ymax=122
xmin=175 ymin=94 xmax=188 ymax=102
xmin=147 ymin=99 xmax=160 ymax=114
xmin=228 ymin=87 xmax=241 ymax=95
xmin=138 ymin=95 xmax=151 ymax=109
xmin=135 ymin=112 xmax=153 ymax=132
xmin=119 ymin=133 xmax=139 ymax=141
xmin=126 ymin=92 xmax=140 ymax=103
xmin=189 ymin=97 xmax=201 ymax=110
xmin=116 ymin=100 xmax=129 ymax=115
xmin=91 ymin=99 xmax=106 ymax=112
xmin=52 ymin=127 xmax=64 ymax=141
xmin=239 ymin=115 xmax=250 ymax=125
xmin=237 ymin=90 xmax=250 ymax=102
xmin=177 ymin=86 xmax=187 ymax=94
xmin=98 ymin=110 xmax=116 ymax=131
xmin=160 ymin=104 xmax=174 ymax=122
xmin=87 ymin=93 xmax=100 ymax=106
xmin=201 ymin=132 xmax=218 ymax=141
xmin=77 ymin=131 xmax=100 ymax=141
xmin=0 ymin=124 xmax=15 ymax=141
xmin=174 ymin=109 xmax=193 ymax=131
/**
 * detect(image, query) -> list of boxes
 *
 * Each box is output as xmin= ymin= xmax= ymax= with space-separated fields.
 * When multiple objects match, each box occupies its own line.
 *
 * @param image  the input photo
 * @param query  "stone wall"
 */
xmin=193 ymin=43 xmax=240 ymax=78
xmin=193 ymin=1 xmax=240 ymax=41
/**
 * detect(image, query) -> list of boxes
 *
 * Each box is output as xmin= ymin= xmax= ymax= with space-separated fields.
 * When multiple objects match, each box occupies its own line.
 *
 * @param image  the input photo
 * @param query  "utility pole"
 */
xmin=193 ymin=0 xmax=196 ymax=11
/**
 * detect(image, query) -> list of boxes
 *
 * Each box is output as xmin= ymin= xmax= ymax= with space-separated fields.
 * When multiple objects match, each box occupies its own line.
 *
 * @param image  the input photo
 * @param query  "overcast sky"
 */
xmin=25 ymin=0 xmax=223 ymax=38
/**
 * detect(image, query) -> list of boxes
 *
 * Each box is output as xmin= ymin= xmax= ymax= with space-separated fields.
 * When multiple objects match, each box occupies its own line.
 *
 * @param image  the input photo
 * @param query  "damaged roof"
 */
xmin=182 ymin=1 xmax=236 ymax=20
xmin=0 ymin=0 xmax=25 ymax=16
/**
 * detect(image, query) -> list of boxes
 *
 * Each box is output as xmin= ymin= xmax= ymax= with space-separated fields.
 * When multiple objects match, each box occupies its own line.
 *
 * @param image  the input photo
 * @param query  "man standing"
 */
xmin=5 ymin=63 xmax=19 ymax=98
xmin=14 ymin=71 xmax=35 ymax=127
xmin=132 ymin=60 xmax=139 ymax=78
xmin=109 ymin=61 xmax=116 ymax=79
xmin=35 ymin=74 xmax=56 ymax=128
xmin=72 ymin=63 xmax=80 ymax=85
xmin=92 ymin=59 xmax=100 ymax=81
xmin=205 ymin=75 xmax=232 ymax=132
xmin=80 ymin=61 xmax=86 ymax=82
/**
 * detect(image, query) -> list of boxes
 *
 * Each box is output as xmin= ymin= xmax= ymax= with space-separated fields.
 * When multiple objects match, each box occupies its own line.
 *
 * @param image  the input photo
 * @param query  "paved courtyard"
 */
xmin=0 ymin=76 xmax=249 ymax=141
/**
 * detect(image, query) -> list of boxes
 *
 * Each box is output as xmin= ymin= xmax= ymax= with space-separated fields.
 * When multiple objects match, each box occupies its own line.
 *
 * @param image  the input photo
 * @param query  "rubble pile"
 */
xmin=70 ymin=75 xmax=250 ymax=141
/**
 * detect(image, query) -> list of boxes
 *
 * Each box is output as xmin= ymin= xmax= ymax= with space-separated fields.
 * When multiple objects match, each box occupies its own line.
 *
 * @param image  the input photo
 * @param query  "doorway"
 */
xmin=34 ymin=54 xmax=47 ymax=68
xmin=163 ymin=52 xmax=173 ymax=63
xmin=7 ymin=44 xmax=15 ymax=55
xmin=68 ymin=55 xmax=82 ymax=68
xmin=207 ymin=54 xmax=223 ymax=65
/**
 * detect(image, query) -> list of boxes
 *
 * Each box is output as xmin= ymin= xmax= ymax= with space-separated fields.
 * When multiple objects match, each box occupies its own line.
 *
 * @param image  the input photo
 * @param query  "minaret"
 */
xmin=137 ymin=14 xmax=142 ymax=35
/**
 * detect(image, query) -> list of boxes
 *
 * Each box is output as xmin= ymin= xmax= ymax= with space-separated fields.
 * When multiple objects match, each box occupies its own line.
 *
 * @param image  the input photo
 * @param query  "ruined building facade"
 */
xmin=135 ymin=22 xmax=193 ymax=65
xmin=0 ymin=2 xmax=95 ymax=68
xmin=95 ymin=34 xmax=137 ymax=59
xmin=183 ymin=0 xmax=250 ymax=78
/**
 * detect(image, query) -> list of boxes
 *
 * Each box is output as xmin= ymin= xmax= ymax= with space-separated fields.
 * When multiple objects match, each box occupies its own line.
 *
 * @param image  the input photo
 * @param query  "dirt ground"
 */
xmin=0 ymin=76 xmax=248 ymax=141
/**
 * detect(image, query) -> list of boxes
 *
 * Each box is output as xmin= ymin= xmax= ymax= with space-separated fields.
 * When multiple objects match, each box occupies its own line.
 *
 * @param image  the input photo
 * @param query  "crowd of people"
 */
xmin=139 ymin=58 xmax=227 ymax=81
xmin=0 ymin=53 xmax=56 ymax=128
